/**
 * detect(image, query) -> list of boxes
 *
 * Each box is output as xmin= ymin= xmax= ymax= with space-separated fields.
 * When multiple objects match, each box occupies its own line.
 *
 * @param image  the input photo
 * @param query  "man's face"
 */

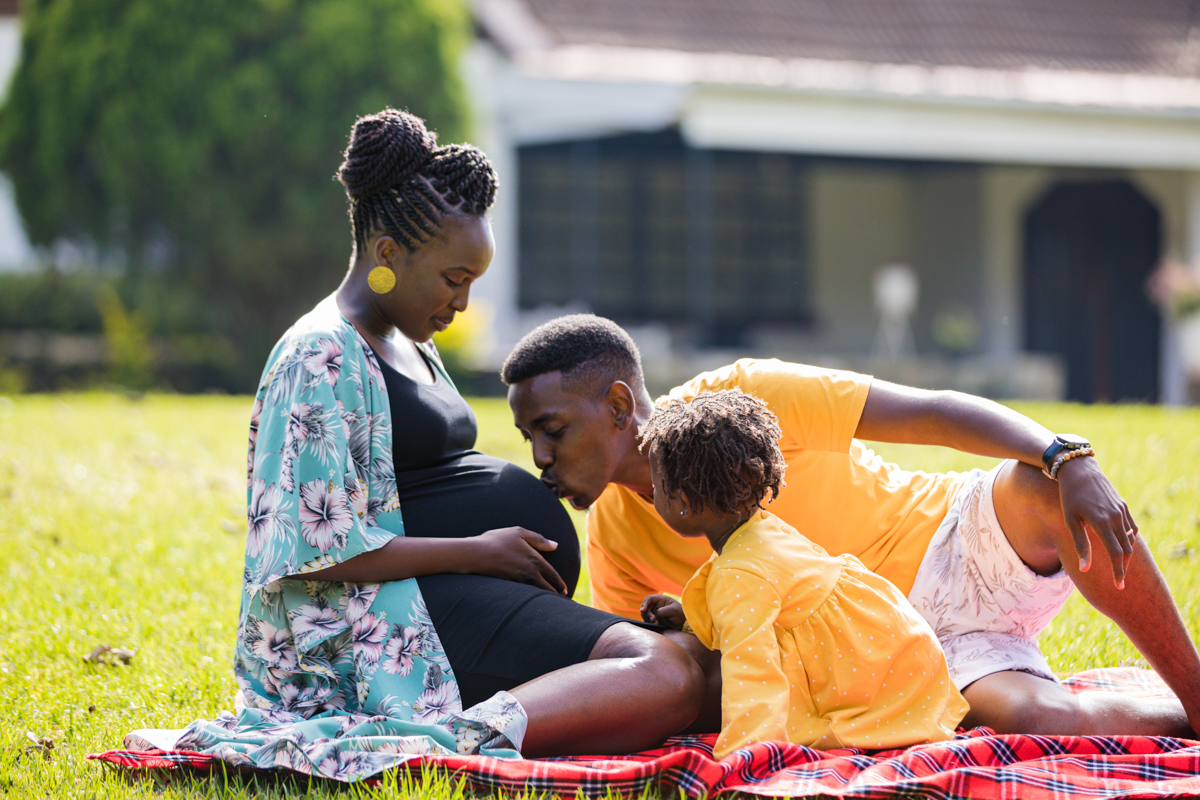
xmin=508 ymin=371 xmax=625 ymax=510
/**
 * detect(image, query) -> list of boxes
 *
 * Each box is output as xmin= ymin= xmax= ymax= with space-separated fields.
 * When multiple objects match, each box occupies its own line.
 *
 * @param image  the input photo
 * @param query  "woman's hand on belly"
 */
xmin=468 ymin=527 xmax=568 ymax=595
xmin=295 ymin=527 xmax=568 ymax=594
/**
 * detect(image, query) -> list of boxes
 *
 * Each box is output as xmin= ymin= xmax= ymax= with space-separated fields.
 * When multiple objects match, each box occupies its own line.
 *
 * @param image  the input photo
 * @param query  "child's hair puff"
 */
xmin=639 ymin=389 xmax=787 ymax=516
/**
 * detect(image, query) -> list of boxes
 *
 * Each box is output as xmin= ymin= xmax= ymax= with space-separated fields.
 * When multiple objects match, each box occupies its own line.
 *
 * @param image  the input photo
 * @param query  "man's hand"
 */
xmin=1056 ymin=456 xmax=1136 ymax=588
xmin=470 ymin=527 xmax=568 ymax=595
xmin=857 ymin=380 xmax=1139 ymax=588
xmin=641 ymin=594 xmax=686 ymax=629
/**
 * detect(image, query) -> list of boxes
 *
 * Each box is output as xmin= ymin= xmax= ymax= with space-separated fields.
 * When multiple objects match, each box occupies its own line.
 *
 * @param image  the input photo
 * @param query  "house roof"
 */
xmin=506 ymin=0 xmax=1200 ymax=78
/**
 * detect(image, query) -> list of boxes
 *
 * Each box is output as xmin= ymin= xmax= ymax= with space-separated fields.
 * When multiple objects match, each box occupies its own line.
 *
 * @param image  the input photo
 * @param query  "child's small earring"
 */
xmin=679 ymin=510 xmax=685 ymax=517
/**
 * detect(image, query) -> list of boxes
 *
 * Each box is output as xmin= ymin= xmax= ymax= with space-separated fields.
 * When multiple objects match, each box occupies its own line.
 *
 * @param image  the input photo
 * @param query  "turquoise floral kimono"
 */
xmin=126 ymin=296 xmax=526 ymax=782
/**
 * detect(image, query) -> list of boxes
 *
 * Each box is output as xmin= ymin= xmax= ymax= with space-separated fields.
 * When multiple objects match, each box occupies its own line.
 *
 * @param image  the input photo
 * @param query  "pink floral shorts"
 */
xmin=906 ymin=463 xmax=1076 ymax=690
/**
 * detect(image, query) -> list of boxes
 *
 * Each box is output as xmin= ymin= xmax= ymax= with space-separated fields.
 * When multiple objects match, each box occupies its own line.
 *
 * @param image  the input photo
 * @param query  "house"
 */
xmin=462 ymin=0 xmax=1200 ymax=403
xmin=0 ymin=0 xmax=32 ymax=271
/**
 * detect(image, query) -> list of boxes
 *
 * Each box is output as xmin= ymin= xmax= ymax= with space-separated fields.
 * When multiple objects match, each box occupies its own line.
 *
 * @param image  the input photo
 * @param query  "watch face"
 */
xmin=1059 ymin=433 xmax=1090 ymax=448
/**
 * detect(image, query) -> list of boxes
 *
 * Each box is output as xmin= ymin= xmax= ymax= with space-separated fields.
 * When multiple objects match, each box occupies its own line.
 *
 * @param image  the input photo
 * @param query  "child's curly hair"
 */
xmin=639 ymin=389 xmax=787 ymax=516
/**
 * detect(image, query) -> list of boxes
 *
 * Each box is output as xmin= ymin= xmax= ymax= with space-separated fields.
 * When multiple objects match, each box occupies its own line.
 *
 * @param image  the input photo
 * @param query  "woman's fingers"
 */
xmin=518 ymin=528 xmax=559 ymax=552
xmin=536 ymin=555 xmax=569 ymax=595
xmin=512 ymin=527 xmax=567 ymax=593
xmin=525 ymin=566 xmax=559 ymax=593
xmin=478 ymin=527 xmax=568 ymax=594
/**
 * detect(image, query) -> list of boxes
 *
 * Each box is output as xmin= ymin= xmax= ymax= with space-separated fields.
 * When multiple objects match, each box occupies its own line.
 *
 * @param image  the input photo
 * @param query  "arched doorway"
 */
xmin=1023 ymin=180 xmax=1161 ymax=403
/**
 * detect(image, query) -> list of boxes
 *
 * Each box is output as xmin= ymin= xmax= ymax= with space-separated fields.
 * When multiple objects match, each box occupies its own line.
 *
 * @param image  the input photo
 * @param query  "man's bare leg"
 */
xmin=977 ymin=460 xmax=1200 ymax=736
xmin=962 ymin=670 xmax=1193 ymax=737
xmin=511 ymin=622 xmax=704 ymax=756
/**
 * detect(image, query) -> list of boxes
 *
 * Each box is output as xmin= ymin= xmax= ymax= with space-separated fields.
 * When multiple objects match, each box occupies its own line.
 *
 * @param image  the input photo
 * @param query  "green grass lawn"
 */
xmin=2 ymin=393 xmax=1199 ymax=798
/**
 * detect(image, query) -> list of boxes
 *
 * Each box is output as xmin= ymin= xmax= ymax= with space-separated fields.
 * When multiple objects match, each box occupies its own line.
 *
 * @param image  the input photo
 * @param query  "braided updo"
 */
xmin=337 ymin=108 xmax=498 ymax=255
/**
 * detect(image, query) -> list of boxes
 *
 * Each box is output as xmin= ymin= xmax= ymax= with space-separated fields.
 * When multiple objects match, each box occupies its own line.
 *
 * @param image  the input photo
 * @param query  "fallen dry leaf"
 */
xmin=23 ymin=731 xmax=53 ymax=760
xmin=83 ymin=644 xmax=112 ymax=663
xmin=109 ymin=647 xmax=137 ymax=664
xmin=82 ymin=644 xmax=138 ymax=666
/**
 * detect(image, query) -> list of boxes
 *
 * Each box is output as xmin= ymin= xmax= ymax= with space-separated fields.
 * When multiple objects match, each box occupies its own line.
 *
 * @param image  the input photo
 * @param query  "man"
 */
xmin=502 ymin=313 xmax=1200 ymax=737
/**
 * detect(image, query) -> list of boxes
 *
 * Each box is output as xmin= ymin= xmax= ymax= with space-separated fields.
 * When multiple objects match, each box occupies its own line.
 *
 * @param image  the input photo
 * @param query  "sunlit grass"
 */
xmin=1 ymin=393 xmax=1199 ymax=797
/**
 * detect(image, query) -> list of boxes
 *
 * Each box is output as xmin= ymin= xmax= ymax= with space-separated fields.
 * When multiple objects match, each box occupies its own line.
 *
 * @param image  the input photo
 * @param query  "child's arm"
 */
xmin=641 ymin=594 xmax=686 ymax=629
xmin=707 ymin=567 xmax=792 ymax=759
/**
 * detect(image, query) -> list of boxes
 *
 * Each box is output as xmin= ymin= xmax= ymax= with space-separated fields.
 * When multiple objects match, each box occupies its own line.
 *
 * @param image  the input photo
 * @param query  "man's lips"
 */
xmin=432 ymin=317 xmax=452 ymax=332
xmin=543 ymin=479 xmax=586 ymax=508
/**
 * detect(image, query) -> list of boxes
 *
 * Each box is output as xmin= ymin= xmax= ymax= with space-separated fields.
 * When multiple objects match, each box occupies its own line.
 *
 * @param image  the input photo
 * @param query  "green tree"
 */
xmin=0 ymin=0 xmax=473 ymax=389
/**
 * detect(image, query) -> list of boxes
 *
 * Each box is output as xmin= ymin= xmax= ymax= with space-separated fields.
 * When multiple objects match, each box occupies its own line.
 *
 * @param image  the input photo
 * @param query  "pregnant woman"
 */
xmin=162 ymin=109 xmax=703 ymax=780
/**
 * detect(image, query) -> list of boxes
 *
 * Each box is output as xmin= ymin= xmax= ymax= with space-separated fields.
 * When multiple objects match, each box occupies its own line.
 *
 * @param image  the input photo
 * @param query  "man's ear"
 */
xmin=605 ymin=381 xmax=636 ymax=431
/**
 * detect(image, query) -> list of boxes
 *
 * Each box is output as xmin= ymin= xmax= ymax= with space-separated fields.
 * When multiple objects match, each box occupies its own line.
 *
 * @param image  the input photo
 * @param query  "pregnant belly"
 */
xmin=395 ymin=451 xmax=581 ymax=594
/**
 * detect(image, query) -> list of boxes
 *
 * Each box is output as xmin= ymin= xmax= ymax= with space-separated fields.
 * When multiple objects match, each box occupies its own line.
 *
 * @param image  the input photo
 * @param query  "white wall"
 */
xmin=461 ymin=40 xmax=691 ymax=367
xmin=0 ymin=14 xmax=32 ymax=271
xmin=682 ymin=86 xmax=1200 ymax=170
xmin=808 ymin=164 xmax=912 ymax=354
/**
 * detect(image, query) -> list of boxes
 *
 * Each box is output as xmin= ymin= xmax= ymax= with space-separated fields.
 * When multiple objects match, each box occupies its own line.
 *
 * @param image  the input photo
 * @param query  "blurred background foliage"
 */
xmin=0 ymin=0 xmax=477 ymax=392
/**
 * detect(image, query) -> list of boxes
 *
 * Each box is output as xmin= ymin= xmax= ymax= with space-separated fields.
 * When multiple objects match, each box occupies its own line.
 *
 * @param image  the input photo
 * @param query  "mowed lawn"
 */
xmin=1 ymin=392 xmax=1199 ymax=798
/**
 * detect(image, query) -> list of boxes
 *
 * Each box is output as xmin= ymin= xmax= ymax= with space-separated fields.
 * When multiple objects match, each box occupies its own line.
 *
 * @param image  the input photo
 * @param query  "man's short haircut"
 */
xmin=500 ymin=314 xmax=644 ymax=395
xmin=638 ymin=389 xmax=787 ymax=516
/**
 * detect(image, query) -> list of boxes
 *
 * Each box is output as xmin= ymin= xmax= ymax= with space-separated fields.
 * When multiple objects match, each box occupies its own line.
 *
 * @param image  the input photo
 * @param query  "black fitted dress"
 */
xmin=380 ymin=351 xmax=629 ymax=707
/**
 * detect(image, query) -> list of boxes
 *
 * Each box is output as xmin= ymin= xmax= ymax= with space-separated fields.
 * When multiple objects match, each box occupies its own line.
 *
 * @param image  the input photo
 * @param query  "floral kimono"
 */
xmin=125 ymin=296 xmax=526 ymax=782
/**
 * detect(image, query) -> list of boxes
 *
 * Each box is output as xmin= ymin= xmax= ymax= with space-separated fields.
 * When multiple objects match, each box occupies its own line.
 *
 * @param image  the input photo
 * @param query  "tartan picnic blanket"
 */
xmin=89 ymin=668 xmax=1200 ymax=798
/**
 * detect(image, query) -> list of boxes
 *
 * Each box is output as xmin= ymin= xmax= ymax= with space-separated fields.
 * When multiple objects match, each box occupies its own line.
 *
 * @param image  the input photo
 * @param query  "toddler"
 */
xmin=639 ymin=389 xmax=968 ymax=759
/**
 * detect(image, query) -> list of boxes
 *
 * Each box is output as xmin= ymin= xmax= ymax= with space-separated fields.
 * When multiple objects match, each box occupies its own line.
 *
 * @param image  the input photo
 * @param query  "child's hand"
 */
xmin=641 ymin=594 xmax=686 ymax=629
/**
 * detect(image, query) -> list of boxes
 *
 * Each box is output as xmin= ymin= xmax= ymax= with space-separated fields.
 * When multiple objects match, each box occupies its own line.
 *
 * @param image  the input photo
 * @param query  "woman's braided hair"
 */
xmin=337 ymin=108 xmax=498 ymax=255
xmin=639 ymin=389 xmax=787 ymax=516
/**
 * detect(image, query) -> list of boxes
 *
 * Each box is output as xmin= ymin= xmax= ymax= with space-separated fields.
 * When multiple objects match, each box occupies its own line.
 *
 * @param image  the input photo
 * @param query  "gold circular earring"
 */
xmin=367 ymin=266 xmax=397 ymax=294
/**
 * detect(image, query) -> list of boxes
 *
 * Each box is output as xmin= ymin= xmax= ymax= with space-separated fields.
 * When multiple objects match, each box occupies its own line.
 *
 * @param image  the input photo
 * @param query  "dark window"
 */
xmin=518 ymin=130 xmax=811 ymax=345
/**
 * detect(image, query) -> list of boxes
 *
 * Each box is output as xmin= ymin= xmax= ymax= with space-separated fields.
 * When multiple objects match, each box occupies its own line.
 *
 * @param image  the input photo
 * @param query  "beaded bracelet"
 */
xmin=1044 ymin=446 xmax=1095 ymax=480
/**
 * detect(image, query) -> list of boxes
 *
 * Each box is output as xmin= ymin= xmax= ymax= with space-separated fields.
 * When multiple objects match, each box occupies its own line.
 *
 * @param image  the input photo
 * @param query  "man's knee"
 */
xmin=993 ymin=461 xmax=1073 ymax=574
xmin=1001 ymin=460 xmax=1061 ymax=519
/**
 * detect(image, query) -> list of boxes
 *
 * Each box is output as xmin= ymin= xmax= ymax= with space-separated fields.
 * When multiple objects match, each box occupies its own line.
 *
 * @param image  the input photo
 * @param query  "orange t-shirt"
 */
xmin=586 ymin=359 xmax=968 ymax=619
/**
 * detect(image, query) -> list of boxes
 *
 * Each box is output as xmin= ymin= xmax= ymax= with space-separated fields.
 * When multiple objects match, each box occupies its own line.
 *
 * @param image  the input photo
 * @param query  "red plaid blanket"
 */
xmin=89 ymin=668 xmax=1200 ymax=798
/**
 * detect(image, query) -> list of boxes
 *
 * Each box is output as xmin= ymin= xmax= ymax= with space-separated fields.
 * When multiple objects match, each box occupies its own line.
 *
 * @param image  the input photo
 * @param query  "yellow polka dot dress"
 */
xmin=682 ymin=511 xmax=968 ymax=760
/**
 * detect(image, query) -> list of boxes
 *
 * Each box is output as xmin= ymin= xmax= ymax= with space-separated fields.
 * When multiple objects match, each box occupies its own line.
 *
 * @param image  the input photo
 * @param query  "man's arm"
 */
xmin=857 ymin=380 xmax=1200 ymax=732
xmin=854 ymin=379 xmax=1136 ymax=584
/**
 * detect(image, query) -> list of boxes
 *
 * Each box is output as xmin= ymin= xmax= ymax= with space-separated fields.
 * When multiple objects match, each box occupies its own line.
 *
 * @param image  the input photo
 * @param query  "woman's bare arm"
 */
xmin=300 ymin=526 xmax=569 ymax=595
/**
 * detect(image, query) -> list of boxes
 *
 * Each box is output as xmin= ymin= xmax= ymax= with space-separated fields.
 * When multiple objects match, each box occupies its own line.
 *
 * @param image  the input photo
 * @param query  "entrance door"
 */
xmin=1023 ymin=180 xmax=1161 ymax=403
